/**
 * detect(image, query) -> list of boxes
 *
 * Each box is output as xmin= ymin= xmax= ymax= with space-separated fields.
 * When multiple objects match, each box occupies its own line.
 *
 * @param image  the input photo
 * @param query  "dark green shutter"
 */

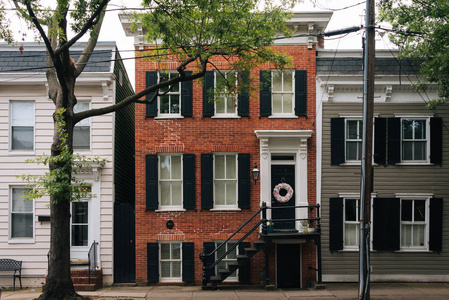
xmin=238 ymin=153 xmax=251 ymax=209
xmin=147 ymin=243 xmax=159 ymax=283
xmin=183 ymin=154 xmax=196 ymax=209
xmin=146 ymin=71 xmax=158 ymax=118
xmin=260 ymin=70 xmax=271 ymax=117
xmin=374 ymin=118 xmax=387 ymax=165
xmin=181 ymin=71 xmax=193 ymax=117
xmin=203 ymin=71 xmax=215 ymax=117
xmin=146 ymin=155 xmax=158 ymax=210
xmin=201 ymin=154 xmax=214 ymax=209
xmin=430 ymin=118 xmax=442 ymax=164
xmin=295 ymin=70 xmax=307 ymax=117
xmin=238 ymin=242 xmax=251 ymax=284
xmin=429 ymin=198 xmax=443 ymax=252
xmin=387 ymin=118 xmax=401 ymax=165
xmin=182 ymin=242 xmax=195 ymax=282
xmin=331 ymin=118 xmax=345 ymax=165
xmin=238 ymin=70 xmax=249 ymax=117
xmin=373 ymin=198 xmax=400 ymax=251
xmin=203 ymin=242 xmax=216 ymax=278
xmin=329 ymin=198 xmax=344 ymax=251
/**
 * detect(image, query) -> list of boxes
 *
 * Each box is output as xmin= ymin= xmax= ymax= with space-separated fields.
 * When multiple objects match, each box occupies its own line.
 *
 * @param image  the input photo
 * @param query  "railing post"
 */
xmin=261 ymin=202 xmax=267 ymax=235
xmin=199 ymin=247 xmax=208 ymax=287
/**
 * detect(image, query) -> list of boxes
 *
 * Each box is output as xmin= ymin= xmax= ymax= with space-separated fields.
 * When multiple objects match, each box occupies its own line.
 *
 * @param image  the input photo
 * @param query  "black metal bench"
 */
xmin=0 ymin=259 xmax=22 ymax=291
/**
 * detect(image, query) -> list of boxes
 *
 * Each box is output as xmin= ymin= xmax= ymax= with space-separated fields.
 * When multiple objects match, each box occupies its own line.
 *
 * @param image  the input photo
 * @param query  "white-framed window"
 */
xmin=345 ymin=119 xmax=363 ymax=161
xmin=10 ymin=101 xmax=34 ymax=151
xmin=401 ymin=118 xmax=429 ymax=162
xmin=344 ymin=198 xmax=360 ymax=249
xmin=160 ymin=242 xmax=182 ymax=282
xmin=400 ymin=198 xmax=428 ymax=250
xmin=159 ymin=154 xmax=183 ymax=209
xmin=215 ymin=70 xmax=237 ymax=116
xmin=10 ymin=187 xmax=34 ymax=239
xmin=158 ymin=72 xmax=181 ymax=116
xmin=216 ymin=241 xmax=238 ymax=281
xmin=73 ymin=102 xmax=91 ymax=150
xmin=214 ymin=153 xmax=238 ymax=209
xmin=71 ymin=201 xmax=89 ymax=247
xmin=272 ymin=70 xmax=294 ymax=116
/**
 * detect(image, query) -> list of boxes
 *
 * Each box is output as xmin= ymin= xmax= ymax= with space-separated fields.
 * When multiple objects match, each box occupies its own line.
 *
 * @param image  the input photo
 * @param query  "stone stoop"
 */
xmin=71 ymin=269 xmax=103 ymax=291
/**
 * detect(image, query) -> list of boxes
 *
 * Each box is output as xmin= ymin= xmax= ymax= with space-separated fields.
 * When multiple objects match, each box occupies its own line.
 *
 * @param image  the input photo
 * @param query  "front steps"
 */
xmin=71 ymin=269 xmax=103 ymax=291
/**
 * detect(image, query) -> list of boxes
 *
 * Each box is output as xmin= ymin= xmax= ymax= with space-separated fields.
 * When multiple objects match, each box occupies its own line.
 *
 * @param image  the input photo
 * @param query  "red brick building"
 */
xmin=121 ymin=12 xmax=332 ymax=288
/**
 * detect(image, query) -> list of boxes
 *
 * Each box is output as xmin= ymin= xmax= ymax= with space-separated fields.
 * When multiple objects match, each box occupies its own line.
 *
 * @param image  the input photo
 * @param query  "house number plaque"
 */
xmin=166 ymin=220 xmax=174 ymax=230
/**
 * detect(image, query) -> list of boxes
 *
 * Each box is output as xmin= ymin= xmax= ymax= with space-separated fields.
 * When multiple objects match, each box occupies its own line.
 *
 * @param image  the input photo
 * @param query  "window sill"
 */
xmin=268 ymin=115 xmax=298 ymax=119
xmin=156 ymin=208 xmax=186 ymax=213
xmin=339 ymin=248 xmax=360 ymax=252
xmin=210 ymin=208 xmax=241 ymax=212
xmin=396 ymin=249 xmax=430 ymax=253
xmin=8 ymin=150 xmax=35 ymax=156
xmin=8 ymin=239 xmax=35 ymax=244
xmin=396 ymin=162 xmax=432 ymax=166
xmin=154 ymin=115 xmax=184 ymax=120
xmin=159 ymin=278 xmax=183 ymax=283
xmin=340 ymin=162 xmax=378 ymax=166
xmin=211 ymin=115 xmax=241 ymax=119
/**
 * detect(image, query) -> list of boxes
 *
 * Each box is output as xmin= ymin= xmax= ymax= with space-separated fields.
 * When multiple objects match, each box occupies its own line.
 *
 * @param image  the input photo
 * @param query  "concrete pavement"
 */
xmin=1 ymin=282 xmax=449 ymax=299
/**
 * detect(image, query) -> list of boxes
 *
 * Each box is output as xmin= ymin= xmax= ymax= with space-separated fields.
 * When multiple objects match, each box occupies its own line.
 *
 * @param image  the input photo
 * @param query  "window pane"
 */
xmin=12 ymin=214 xmax=33 ymax=238
xmin=345 ymin=223 xmax=358 ymax=246
xmin=216 ymin=96 xmax=225 ymax=114
xmin=215 ymin=181 xmax=225 ymax=205
xmin=401 ymin=200 xmax=412 ymax=221
xmin=73 ymin=126 xmax=90 ymax=150
xmin=401 ymin=224 xmax=412 ymax=247
xmin=12 ymin=188 xmax=32 ymax=212
xmin=414 ymin=200 xmax=426 ymax=222
xmin=413 ymin=141 xmax=426 ymax=160
xmin=171 ymin=243 xmax=181 ymax=259
xmin=12 ymin=102 xmax=34 ymax=126
xmin=160 ymin=95 xmax=170 ymax=113
xmin=170 ymin=95 xmax=179 ymax=114
xmin=347 ymin=121 xmax=359 ymax=139
xmin=284 ymin=71 xmax=293 ymax=91
xmin=227 ymin=243 xmax=237 ymax=259
xmin=402 ymin=120 xmax=413 ymax=139
xmin=283 ymin=96 xmax=293 ymax=114
xmin=12 ymin=127 xmax=33 ymax=150
xmin=402 ymin=141 xmax=413 ymax=160
xmin=346 ymin=142 xmax=358 ymax=160
xmin=216 ymin=242 xmax=225 ymax=257
xmin=71 ymin=224 xmax=88 ymax=246
xmin=171 ymin=182 xmax=182 ymax=206
xmin=215 ymin=156 xmax=225 ymax=179
xmin=413 ymin=225 xmax=425 ymax=246
xmin=160 ymin=182 xmax=170 ymax=206
xmin=161 ymin=244 xmax=170 ymax=259
xmin=272 ymin=94 xmax=282 ymax=114
xmin=345 ymin=199 xmax=357 ymax=221
xmin=226 ymin=155 xmax=236 ymax=179
xmin=171 ymin=156 xmax=181 ymax=179
xmin=226 ymin=182 xmax=236 ymax=205
xmin=161 ymin=261 xmax=170 ymax=277
xmin=272 ymin=72 xmax=282 ymax=92
xmin=226 ymin=95 xmax=235 ymax=114
xmin=72 ymin=202 xmax=88 ymax=224
xmin=171 ymin=82 xmax=180 ymax=93
xmin=160 ymin=156 xmax=170 ymax=179
xmin=74 ymin=103 xmax=90 ymax=126
xmin=172 ymin=261 xmax=181 ymax=277
xmin=414 ymin=120 xmax=426 ymax=139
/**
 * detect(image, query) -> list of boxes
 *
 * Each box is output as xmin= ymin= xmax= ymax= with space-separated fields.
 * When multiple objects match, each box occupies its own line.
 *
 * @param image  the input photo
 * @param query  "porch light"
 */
xmin=252 ymin=162 xmax=260 ymax=184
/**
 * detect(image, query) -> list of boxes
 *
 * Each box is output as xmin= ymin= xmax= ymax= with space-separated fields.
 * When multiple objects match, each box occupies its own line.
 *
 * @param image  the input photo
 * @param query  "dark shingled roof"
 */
xmin=316 ymin=57 xmax=422 ymax=76
xmin=0 ymin=50 xmax=113 ymax=73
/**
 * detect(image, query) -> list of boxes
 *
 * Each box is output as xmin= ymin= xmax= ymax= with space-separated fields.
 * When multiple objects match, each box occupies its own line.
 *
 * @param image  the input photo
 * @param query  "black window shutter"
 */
xmin=430 ymin=117 xmax=442 ymax=164
xmin=238 ymin=70 xmax=250 ymax=117
xmin=294 ymin=70 xmax=307 ymax=117
xmin=182 ymin=242 xmax=195 ymax=282
xmin=329 ymin=198 xmax=344 ymax=251
xmin=429 ymin=198 xmax=443 ymax=252
xmin=238 ymin=153 xmax=251 ymax=209
xmin=373 ymin=198 xmax=400 ymax=251
xmin=181 ymin=71 xmax=193 ymax=117
xmin=374 ymin=118 xmax=387 ymax=165
xmin=147 ymin=243 xmax=159 ymax=283
xmin=238 ymin=242 xmax=251 ymax=284
xmin=146 ymin=155 xmax=158 ymax=210
xmin=183 ymin=154 xmax=196 ymax=209
xmin=203 ymin=242 xmax=216 ymax=277
xmin=203 ymin=71 xmax=215 ymax=117
xmin=387 ymin=118 xmax=401 ymax=165
xmin=330 ymin=118 xmax=345 ymax=165
xmin=146 ymin=71 xmax=158 ymax=118
xmin=259 ymin=70 xmax=271 ymax=117
xmin=201 ymin=154 xmax=214 ymax=209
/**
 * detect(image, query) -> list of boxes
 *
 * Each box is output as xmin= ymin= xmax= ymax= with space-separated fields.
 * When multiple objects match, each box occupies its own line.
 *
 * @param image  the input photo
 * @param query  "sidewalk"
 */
xmin=2 ymin=282 xmax=449 ymax=299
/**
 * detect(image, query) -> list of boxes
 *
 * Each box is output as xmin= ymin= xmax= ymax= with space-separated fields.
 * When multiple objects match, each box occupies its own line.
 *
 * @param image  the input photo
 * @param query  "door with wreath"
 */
xmin=271 ymin=165 xmax=295 ymax=231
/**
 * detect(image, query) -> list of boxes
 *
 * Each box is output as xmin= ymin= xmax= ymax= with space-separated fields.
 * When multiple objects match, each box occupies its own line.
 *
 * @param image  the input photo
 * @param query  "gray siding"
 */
xmin=321 ymin=102 xmax=449 ymax=279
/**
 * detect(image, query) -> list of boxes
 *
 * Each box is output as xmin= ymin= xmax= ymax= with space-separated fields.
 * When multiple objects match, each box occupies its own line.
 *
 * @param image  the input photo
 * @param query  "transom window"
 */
xmin=272 ymin=70 xmax=294 ymax=115
xmin=214 ymin=154 xmax=237 ymax=208
xmin=401 ymin=118 xmax=428 ymax=161
xmin=159 ymin=72 xmax=181 ymax=115
xmin=216 ymin=241 xmax=238 ymax=280
xmin=344 ymin=198 xmax=360 ymax=249
xmin=10 ymin=188 xmax=33 ymax=239
xmin=73 ymin=102 xmax=91 ymax=150
xmin=71 ymin=202 xmax=88 ymax=246
xmin=215 ymin=71 xmax=237 ymax=115
xmin=401 ymin=199 xmax=427 ymax=249
xmin=160 ymin=242 xmax=182 ymax=281
xmin=159 ymin=155 xmax=183 ymax=208
xmin=10 ymin=101 xmax=34 ymax=151
xmin=346 ymin=120 xmax=363 ymax=161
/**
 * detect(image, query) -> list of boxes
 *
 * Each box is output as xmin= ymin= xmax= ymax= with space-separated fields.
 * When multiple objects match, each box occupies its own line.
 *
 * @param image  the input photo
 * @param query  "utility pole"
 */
xmin=359 ymin=0 xmax=375 ymax=299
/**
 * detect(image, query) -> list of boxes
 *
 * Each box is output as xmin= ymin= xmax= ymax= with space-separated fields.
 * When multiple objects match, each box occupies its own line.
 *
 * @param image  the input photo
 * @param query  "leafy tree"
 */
xmin=378 ymin=0 xmax=449 ymax=109
xmin=0 ymin=0 xmax=297 ymax=299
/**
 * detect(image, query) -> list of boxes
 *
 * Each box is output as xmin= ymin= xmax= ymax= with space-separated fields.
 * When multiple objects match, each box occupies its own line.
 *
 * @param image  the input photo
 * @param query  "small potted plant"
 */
xmin=267 ymin=221 xmax=274 ymax=233
xmin=300 ymin=220 xmax=309 ymax=233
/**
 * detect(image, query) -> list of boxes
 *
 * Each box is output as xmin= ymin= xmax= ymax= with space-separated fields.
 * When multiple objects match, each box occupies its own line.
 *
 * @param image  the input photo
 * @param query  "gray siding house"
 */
xmin=316 ymin=50 xmax=448 ymax=282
